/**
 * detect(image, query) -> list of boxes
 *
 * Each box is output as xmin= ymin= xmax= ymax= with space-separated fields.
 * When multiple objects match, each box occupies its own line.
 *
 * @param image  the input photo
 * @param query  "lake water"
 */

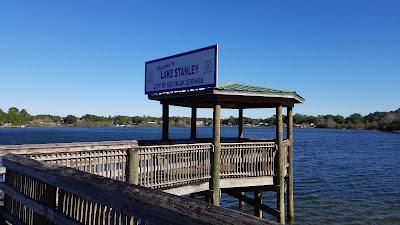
xmin=0 ymin=127 xmax=399 ymax=225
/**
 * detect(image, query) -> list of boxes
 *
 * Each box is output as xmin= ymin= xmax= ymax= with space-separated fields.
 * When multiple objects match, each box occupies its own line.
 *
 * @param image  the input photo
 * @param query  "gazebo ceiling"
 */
xmin=148 ymin=82 xmax=304 ymax=109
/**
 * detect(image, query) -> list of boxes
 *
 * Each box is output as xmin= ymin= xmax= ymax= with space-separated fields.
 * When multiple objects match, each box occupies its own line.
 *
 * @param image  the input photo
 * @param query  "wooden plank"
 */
xmin=2 ymin=154 xmax=275 ymax=225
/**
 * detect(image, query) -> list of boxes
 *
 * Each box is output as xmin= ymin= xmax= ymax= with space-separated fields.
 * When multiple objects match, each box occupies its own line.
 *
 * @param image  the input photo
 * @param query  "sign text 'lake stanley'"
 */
xmin=145 ymin=45 xmax=218 ymax=94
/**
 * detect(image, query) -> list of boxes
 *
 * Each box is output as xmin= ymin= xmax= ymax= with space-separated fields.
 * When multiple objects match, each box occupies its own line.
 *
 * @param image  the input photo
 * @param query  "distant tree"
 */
xmin=113 ymin=115 xmax=131 ymax=125
xmin=19 ymin=109 xmax=31 ymax=124
xmin=293 ymin=114 xmax=317 ymax=125
xmin=64 ymin=115 xmax=78 ymax=124
xmin=226 ymin=116 xmax=237 ymax=126
xmin=81 ymin=114 xmax=109 ymax=123
xmin=131 ymin=116 xmax=143 ymax=124
xmin=333 ymin=115 xmax=345 ymax=124
xmin=267 ymin=116 xmax=276 ymax=126
xmin=346 ymin=113 xmax=364 ymax=125
xmin=378 ymin=109 xmax=400 ymax=131
xmin=6 ymin=107 xmax=19 ymax=124
xmin=365 ymin=112 xmax=386 ymax=123
xmin=0 ymin=108 xmax=5 ymax=125
xmin=34 ymin=114 xmax=62 ymax=123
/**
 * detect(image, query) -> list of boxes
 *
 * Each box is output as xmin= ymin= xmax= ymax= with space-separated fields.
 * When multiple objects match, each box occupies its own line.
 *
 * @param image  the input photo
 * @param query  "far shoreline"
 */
xmin=1 ymin=125 xmax=398 ymax=134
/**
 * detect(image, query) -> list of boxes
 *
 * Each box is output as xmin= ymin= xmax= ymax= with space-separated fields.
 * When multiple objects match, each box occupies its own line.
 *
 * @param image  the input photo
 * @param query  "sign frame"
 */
xmin=145 ymin=45 xmax=218 ymax=94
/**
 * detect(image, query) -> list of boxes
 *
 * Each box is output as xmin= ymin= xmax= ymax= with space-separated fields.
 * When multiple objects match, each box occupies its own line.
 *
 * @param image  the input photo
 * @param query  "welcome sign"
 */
xmin=145 ymin=45 xmax=217 ymax=94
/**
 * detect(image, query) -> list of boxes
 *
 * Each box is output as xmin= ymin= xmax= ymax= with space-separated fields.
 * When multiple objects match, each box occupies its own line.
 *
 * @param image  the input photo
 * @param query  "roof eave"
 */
xmin=213 ymin=89 xmax=304 ymax=104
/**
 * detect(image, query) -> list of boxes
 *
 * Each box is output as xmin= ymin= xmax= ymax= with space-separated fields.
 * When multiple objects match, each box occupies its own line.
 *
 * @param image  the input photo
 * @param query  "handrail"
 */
xmin=0 ymin=140 xmax=137 ymax=155
xmin=0 ymin=141 xmax=136 ymax=182
xmin=0 ymin=154 xmax=275 ymax=225
xmin=0 ymin=140 xmax=288 ymax=191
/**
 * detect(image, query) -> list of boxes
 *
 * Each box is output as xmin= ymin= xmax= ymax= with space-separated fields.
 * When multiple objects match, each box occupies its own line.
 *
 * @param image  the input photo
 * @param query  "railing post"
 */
xmin=276 ymin=105 xmax=285 ymax=224
xmin=191 ymin=106 xmax=197 ymax=140
xmin=238 ymin=107 xmax=244 ymax=140
xmin=210 ymin=104 xmax=221 ymax=206
xmin=162 ymin=103 xmax=169 ymax=141
xmin=287 ymin=106 xmax=294 ymax=223
xmin=127 ymin=148 xmax=139 ymax=185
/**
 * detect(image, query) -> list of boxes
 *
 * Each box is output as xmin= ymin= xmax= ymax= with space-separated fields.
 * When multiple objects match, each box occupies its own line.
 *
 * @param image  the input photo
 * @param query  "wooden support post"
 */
xmin=162 ymin=103 xmax=169 ymax=141
xmin=191 ymin=106 xmax=197 ymax=140
xmin=238 ymin=108 xmax=245 ymax=210
xmin=287 ymin=106 xmax=294 ymax=223
xmin=210 ymin=104 xmax=221 ymax=206
xmin=127 ymin=148 xmax=139 ymax=185
xmin=238 ymin=108 xmax=244 ymax=140
xmin=254 ymin=189 xmax=263 ymax=218
xmin=239 ymin=192 xmax=245 ymax=211
xmin=276 ymin=105 xmax=285 ymax=224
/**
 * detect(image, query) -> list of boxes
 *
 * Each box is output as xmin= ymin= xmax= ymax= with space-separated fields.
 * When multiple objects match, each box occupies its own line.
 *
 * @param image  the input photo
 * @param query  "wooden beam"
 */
xmin=224 ymin=190 xmax=280 ymax=219
xmin=225 ymin=185 xmax=279 ymax=193
xmin=158 ymin=96 xmax=295 ymax=109
xmin=275 ymin=106 xmax=285 ymax=224
xmin=238 ymin=108 xmax=244 ymax=139
xmin=210 ymin=104 xmax=221 ymax=206
xmin=191 ymin=106 xmax=197 ymax=139
xmin=164 ymin=176 xmax=274 ymax=196
xmin=162 ymin=103 xmax=169 ymax=141
xmin=287 ymin=107 xmax=294 ymax=223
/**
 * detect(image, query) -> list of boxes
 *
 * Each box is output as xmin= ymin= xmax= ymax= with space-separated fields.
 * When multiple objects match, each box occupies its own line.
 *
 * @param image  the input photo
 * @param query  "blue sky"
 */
xmin=1 ymin=1 xmax=399 ymax=118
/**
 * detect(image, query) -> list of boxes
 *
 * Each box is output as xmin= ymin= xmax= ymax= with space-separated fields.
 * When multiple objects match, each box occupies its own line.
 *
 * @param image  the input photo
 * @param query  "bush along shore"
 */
xmin=0 ymin=107 xmax=399 ymax=132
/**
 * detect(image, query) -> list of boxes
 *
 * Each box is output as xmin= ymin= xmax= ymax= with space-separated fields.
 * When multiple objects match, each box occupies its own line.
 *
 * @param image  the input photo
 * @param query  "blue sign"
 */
xmin=145 ymin=45 xmax=217 ymax=94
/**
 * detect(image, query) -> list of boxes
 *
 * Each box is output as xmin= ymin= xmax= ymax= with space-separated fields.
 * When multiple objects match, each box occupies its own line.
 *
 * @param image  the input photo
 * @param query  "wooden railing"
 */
xmin=0 ymin=141 xmax=136 ymax=182
xmin=0 ymin=154 xmax=275 ymax=225
xmin=137 ymin=143 xmax=211 ymax=189
xmin=221 ymin=142 xmax=277 ymax=178
xmin=0 ymin=140 xmax=290 ymax=190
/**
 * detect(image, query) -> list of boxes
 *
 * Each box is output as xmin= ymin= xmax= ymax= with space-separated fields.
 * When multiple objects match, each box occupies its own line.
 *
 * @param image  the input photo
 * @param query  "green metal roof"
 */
xmin=149 ymin=81 xmax=304 ymax=107
xmin=216 ymin=82 xmax=304 ymax=102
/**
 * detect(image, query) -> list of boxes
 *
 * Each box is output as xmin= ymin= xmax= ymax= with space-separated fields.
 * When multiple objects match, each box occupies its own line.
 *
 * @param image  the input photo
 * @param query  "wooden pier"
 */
xmin=0 ymin=154 xmax=276 ymax=225
xmin=0 ymin=82 xmax=304 ymax=224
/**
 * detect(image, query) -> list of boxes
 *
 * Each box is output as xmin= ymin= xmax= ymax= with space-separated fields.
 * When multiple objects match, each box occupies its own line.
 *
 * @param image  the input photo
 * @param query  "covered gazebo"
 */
xmin=147 ymin=82 xmax=304 ymax=224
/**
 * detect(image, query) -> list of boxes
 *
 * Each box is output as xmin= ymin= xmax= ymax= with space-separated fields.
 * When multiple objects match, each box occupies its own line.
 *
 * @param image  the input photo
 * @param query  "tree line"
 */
xmin=0 ymin=107 xmax=399 ymax=132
